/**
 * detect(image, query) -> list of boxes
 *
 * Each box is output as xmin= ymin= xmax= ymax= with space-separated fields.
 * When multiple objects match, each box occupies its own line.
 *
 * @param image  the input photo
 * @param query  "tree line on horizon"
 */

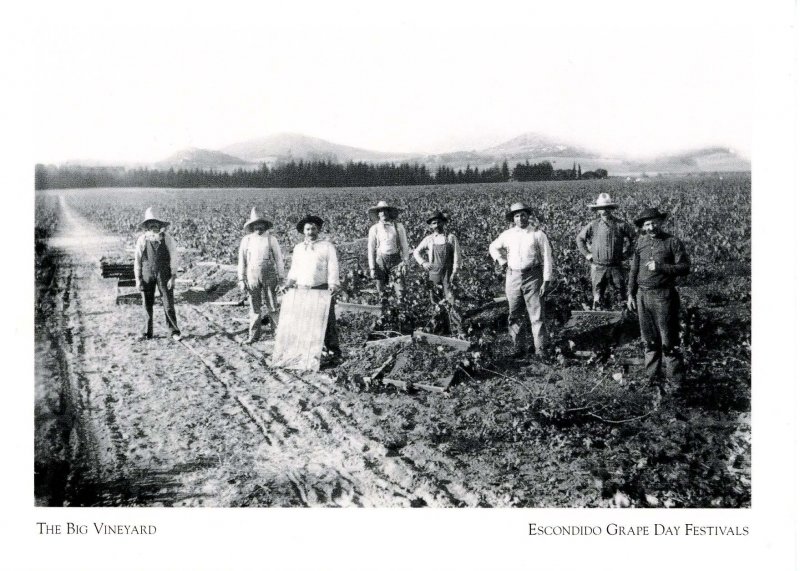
xmin=34 ymin=160 xmax=608 ymax=190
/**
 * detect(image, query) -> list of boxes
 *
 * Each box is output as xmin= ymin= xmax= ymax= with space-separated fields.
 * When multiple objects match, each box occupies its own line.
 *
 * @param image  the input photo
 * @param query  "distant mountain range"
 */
xmin=66 ymin=132 xmax=752 ymax=175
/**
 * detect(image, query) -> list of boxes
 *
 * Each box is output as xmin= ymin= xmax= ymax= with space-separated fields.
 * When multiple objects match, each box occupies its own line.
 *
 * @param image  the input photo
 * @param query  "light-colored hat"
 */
xmin=243 ymin=207 xmax=273 ymax=231
xmin=588 ymin=193 xmax=618 ymax=210
xmin=368 ymin=200 xmax=403 ymax=221
xmin=505 ymin=202 xmax=533 ymax=221
xmin=139 ymin=207 xmax=169 ymax=229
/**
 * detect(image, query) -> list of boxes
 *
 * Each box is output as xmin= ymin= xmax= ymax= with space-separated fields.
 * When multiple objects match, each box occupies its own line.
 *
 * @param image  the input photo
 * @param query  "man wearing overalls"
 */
xmin=237 ymin=207 xmax=286 ymax=345
xmin=133 ymin=207 xmax=182 ymax=341
xmin=413 ymin=211 xmax=462 ymax=334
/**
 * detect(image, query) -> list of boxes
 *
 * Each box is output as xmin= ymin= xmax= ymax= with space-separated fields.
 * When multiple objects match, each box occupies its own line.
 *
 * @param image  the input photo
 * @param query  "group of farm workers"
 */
xmin=133 ymin=192 xmax=690 ymax=385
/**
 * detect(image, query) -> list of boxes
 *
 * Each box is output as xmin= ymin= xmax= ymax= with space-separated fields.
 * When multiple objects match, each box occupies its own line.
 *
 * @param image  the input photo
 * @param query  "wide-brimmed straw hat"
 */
xmin=505 ymin=202 xmax=533 ymax=222
xmin=139 ymin=207 xmax=169 ymax=229
xmin=634 ymin=207 xmax=668 ymax=227
xmin=296 ymin=214 xmax=325 ymax=233
xmin=426 ymin=211 xmax=449 ymax=224
xmin=243 ymin=207 xmax=273 ymax=231
xmin=588 ymin=193 xmax=618 ymax=210
xmin=368 ymin=200 xmax=403 ymax=221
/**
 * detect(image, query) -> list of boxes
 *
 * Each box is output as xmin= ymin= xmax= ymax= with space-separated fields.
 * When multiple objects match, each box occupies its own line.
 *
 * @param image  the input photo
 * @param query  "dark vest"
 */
xmin=141 ymin=237 xmax=172 ymax=283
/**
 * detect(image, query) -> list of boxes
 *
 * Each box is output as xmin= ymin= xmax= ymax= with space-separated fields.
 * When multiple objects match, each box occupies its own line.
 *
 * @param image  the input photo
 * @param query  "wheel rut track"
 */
xmin=184 ymin=305 xmax=500 ymax=507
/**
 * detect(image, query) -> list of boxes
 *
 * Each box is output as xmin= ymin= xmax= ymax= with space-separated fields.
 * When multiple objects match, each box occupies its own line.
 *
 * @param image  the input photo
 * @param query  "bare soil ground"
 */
xmin=34 ymin=197 xmax=750 ymax=508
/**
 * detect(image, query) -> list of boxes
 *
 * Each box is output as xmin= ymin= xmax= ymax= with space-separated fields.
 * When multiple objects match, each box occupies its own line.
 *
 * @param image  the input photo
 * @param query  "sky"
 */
xmin=32 ymin=0 xmax=754 ymax=164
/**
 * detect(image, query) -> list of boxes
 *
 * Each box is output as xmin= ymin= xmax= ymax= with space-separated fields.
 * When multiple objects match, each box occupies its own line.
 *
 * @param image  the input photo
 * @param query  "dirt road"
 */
xmin=34 ymin=197 xmax=508 ymax=507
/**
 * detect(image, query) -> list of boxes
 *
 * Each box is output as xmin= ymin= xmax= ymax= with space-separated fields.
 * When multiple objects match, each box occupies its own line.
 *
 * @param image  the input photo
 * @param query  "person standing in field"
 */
xmin=237 ymin=207 xmax=286 ymax=345
xmin=283 ymin=215 xmax=341 ymax=360
xmin=489 ymin=202 xmax=554 ymax=359
xmin=413 ymin=211 xmax=463 ymax=334
xmin=134 ymin=207 xmax=182 ymax=341
xmin=626 ymin=207 xmax=691 ymax=387
xmin=576 ymin=193 xmax=638 ymax=310
xmin=367 ymin=200 xmax=409 ymax=301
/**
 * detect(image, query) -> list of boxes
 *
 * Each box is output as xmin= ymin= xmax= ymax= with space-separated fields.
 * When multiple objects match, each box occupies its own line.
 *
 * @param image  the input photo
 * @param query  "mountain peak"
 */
xmin=482 ymin=132 xmax=595 ymax=158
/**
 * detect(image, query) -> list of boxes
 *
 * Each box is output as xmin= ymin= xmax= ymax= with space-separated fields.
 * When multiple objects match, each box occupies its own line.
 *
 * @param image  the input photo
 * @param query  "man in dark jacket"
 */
xmin=627 ymin=207 xmax=691 ymax=384
xmin=576 ymin=193 xmax=637 ymax=309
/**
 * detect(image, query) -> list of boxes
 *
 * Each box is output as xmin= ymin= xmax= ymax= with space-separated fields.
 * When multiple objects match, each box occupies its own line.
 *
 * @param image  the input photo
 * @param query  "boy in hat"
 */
xmin=237 ymin=207 xmax=286 ymax=345
xmin=413 ymin=211 xmax=462 ymax=334
xmin=133 ymin=207 xmax=182 ymax=341
xmin=489 ymin=202 xmax=554 ymax=359
xmin=282 ymin=215 xmax=341 ymax=359
xmin=626 ymin=207 xmax=691 ymax=386
xmin=576 ymin=193 xmax=637 ymax=310
xmin=367 ymin=200 xmax=409 ymax=300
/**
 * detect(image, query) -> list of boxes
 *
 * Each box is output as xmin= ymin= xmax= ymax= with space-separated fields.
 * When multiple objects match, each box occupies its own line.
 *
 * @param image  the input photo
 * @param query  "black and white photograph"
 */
xmin=8 ymin=0 xmax=799 ymax=569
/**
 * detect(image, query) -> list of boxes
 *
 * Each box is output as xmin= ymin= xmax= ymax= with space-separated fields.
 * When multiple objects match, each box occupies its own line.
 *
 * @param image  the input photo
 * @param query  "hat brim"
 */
xmin=296 ymin=216 xmax=324 ymax=233
xmin=589 ymin=203 xmax=618 ymax=210
xmin=505 ymin=207 xmax=532 ymax=221
xmin=426 ymin=214 xmax=448 ymax=224
xmin=140 ymin=218 xmax=169 ymax=229
xmin=368 ymin=206 xmax=402 ymax=221
xmin=244 ymin=219 xmax=273 ymax=231
xmin=634 ymin=213 xmax=667 ymax=227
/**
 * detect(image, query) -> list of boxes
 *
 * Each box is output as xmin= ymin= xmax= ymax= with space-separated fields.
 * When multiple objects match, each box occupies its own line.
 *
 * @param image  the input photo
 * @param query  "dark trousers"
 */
xmin=636 ymin=288 xmax=683 ymax=382
xmin=246 ymin=275 xmax=280 ymax=342
xmin=427 ymin=274 xmax=463 ymax=335
xmin=590 ymin=264 xmax=626 ymax=308
xmin=141 ymin=277 xmax=180 ymax=337
xmin=374 ymin=252 xmax=405 ymax=300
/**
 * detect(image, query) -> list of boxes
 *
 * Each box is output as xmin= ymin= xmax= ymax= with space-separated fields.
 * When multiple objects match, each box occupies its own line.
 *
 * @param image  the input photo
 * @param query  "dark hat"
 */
xmin=426 ymin=211 xmax=449 ymax=224
xmin=505 ymin=201 xmax=533 ymax=222
xmin=296 ymin=214 xmax=324 ymax=233
xmin=634 ymin=207 xmax=667 ymax=227
xmin=139 ymin=207 xmax=169 ymax=229
xmin=368 ymin=200 xmax=403 ymax=222
xmin=243 ymin=207 xmax=273 ymax=231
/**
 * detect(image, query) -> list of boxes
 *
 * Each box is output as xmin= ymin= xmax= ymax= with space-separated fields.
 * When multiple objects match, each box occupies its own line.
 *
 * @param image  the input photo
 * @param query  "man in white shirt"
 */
xmin=283 ymin=215 xmax=341 ymax=358
xmin=367 ymin=200 xmax=409 ymax=301
xmin=489 ymin=202 xmax=554 ymax=358
xmin=237 ymin=207 xmax=286 ymax=344
xmin=134 ymin=207 xmax=182 ymax=341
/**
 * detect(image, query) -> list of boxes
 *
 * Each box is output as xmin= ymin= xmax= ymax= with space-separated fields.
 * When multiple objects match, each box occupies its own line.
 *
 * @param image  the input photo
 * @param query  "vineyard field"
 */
xmin=34 ymin=175 xmax=751 ymax=507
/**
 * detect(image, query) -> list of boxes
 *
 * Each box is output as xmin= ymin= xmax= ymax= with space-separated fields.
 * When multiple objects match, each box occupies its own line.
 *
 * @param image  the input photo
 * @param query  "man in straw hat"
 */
xmin=627 ymin=207 xmax=691 ymax=387
xmin=489 ymin=202 xmax=554 ymax=359
xmin=576 ymin=192 xmax=637 ymax=310
xmin=282 ymin=214 xmax=341 ymax=359
xmin=133 ymin=207 xmax=182 ymax=341
xmin=367 ymin=200 xmax=410 ymax=300
xmin=413 ymin=211 xmax=462 ymax=334
xmin=237 ymin=207 xmax=286 ymax=345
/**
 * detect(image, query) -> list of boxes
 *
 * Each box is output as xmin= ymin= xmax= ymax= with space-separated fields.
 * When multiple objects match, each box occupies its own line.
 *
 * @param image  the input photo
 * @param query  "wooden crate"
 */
xmin=412 ymin=330 xmax=471 ymax=351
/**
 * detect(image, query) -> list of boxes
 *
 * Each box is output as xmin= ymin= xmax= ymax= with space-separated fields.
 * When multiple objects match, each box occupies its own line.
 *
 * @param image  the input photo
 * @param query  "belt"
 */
xmin=508 ymin=265 xmax=541 ymax=273
xmin=592 ymin=262 xmax=621 ymax=267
